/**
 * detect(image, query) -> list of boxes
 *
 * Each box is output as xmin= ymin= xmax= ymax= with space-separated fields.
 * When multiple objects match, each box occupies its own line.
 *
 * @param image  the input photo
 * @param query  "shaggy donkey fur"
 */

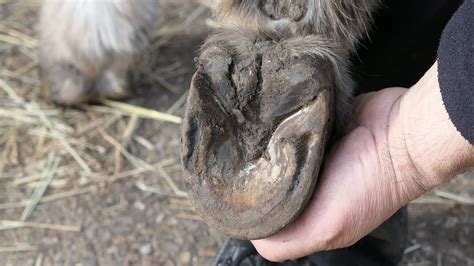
xmin=211 ymin=0 xmax=380 ymax=49
xmin=209 ymin=0 xmax=381 ymax=129
xmin=39 ymin=0 xmax=158 ymax=105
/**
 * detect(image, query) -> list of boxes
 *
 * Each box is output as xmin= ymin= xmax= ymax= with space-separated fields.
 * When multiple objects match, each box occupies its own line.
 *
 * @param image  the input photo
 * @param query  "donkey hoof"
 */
xmin=182 ymin=31 xmax=335 ymax=239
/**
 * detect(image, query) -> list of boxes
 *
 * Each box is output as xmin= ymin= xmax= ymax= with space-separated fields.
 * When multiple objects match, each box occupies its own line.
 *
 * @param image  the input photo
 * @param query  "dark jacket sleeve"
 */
xmin=438 ymin=0 xmax=473 ymax=144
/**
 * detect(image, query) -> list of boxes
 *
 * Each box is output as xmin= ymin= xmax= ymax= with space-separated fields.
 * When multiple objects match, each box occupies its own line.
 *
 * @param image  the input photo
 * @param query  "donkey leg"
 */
xmin=210 ymin=0 xmax=381 ymax=127
xmin=39 ymin=0 xmax=158 ymax=105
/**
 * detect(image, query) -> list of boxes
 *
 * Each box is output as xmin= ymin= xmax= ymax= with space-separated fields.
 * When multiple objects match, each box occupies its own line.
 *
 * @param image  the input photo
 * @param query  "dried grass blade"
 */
xmin=157 ymin=166 xmax=187 ymax=197
xmin=0 ymin=33 xmax=38 ymax=48
xmin=98 ymin=98 xmax=182 ymax=124
xmin=0 ymin=220 xmax=81 ymax=232
xmin=35 ymin=254 xmax=44 ymax=266
xmin=98 ymin=126 xmax=185 ymax=196
xmin=135 ymin=179 xmax=188 ymax=198
xmin=32 ymin=103 xmax=92 ymax=174
xmin=0 ymin=186 xmax=95 ymax=210
xmin=0 ymin=245 xmax=37 ymax=253
xmin=0 ymin=78 xmax=23 ymax=102
xmin=20 ymin=153 xmax=61 ymax=221
xmin=434 ymin=190 xmax=474 ymax=205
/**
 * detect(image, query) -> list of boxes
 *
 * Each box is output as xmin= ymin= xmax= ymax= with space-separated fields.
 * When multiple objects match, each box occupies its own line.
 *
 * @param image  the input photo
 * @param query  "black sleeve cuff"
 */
xmin=438 ymin=0 xmax=473 ymax=144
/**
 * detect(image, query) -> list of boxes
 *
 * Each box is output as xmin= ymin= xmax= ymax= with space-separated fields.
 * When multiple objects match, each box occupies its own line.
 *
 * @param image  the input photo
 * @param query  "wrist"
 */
xmin=388 ymin=63 xmax=474 ymax=202
xmin=387 ymin=93 xmax=428 ymax=203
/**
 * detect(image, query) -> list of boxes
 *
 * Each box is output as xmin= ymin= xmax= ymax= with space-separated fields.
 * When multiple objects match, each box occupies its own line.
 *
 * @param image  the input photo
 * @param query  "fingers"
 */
xmin=252 ymin=127 xmax=382 ymax=260
xmin=252 ymin=88 xmax=409 ymax=261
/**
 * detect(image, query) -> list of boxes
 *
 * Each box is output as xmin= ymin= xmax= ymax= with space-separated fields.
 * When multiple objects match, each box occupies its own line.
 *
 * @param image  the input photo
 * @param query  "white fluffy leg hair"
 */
xmin=39 ymin=0 xmax=158 ymax=105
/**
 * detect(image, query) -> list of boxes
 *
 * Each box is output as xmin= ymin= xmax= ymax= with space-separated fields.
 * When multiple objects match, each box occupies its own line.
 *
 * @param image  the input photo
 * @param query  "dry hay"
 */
xmin=0 ymin=0 xmax=211 ymax=248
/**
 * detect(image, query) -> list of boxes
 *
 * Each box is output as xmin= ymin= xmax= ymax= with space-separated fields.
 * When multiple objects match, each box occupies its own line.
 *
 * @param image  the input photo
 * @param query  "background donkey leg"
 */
xmin=39 ymin=0 xmax=158 ymax=105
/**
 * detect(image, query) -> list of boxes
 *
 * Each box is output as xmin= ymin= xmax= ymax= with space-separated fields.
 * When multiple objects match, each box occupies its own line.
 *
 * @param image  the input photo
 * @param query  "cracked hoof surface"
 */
xmin=182 ymin=35 xmax=334 ymax=239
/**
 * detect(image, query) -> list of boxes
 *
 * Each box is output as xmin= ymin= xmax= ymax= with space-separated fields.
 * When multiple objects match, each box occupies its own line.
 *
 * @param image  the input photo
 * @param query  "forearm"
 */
xmin=388 ymin=63 xmax=474 ymax=199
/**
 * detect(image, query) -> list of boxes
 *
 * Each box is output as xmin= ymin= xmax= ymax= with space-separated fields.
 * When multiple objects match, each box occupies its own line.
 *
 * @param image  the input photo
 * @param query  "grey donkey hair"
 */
xmin=208 ymin=0 xmax=382 ymax=130
xmin=39 ymin=0 xmax=158 ymax=104
xmin=211 ymin=0 xmax=381 ymax=50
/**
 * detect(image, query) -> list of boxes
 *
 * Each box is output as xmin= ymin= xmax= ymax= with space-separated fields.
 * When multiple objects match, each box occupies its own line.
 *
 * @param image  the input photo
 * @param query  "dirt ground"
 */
xmin=0 ymin=1 xmax=472 ymax=266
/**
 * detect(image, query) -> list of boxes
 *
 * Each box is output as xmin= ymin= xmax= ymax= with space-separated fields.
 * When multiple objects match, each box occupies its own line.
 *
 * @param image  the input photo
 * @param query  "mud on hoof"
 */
xmin=182 ymin=32 xmax=335 ymax=239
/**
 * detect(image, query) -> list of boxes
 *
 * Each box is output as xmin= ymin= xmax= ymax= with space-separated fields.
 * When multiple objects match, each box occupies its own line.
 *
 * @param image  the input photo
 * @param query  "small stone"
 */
xmin=444 ymin=216 xmax=459 ymax=228
xmin=179 ymin=251 xmax=191 ymax=264
xmin=134 ymin=201 xmax=146 ymax=211
xmin=155 ymin=213 xmax=165 ymax=224
xmin=139 ymin=244 xmax=153 ymax=255
xmin=106 ymin=246 xmax=118 ymax=255
xmin=78 ymin=176 xmax=89 ymax=186
xmin=112 ymin=235 xmax=126 ymax=245
xmin=167 ymin=217 xmax=178 ymax=226
xmin=164 ymin=259 xmax=175 ymax=266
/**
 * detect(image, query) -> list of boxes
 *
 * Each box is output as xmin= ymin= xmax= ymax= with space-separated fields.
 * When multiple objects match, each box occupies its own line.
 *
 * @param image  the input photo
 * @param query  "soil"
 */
xmin=0 ymin=1 xmax=473 ymax=265
xmin=401 ymin=172 xmax=474 ymax=266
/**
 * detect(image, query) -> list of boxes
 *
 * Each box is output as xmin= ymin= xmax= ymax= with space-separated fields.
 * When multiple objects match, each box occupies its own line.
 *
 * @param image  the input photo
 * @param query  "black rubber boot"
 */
xmin=307 ymin=207 xmax=408 ymax=266
xmin=212 ymin=207 xmax=407 ymax=266
xmin=212 ymin=238 xmax=313 ymax=266
xmin=212 ymin=238 xmax=272 ymax=266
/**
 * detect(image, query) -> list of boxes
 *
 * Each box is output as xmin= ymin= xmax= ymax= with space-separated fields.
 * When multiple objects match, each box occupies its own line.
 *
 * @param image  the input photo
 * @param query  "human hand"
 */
xmin=252 ymin=87 xmax=413 ymax=261
xmin=252 ymin=63 xmax=474 ymax=261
